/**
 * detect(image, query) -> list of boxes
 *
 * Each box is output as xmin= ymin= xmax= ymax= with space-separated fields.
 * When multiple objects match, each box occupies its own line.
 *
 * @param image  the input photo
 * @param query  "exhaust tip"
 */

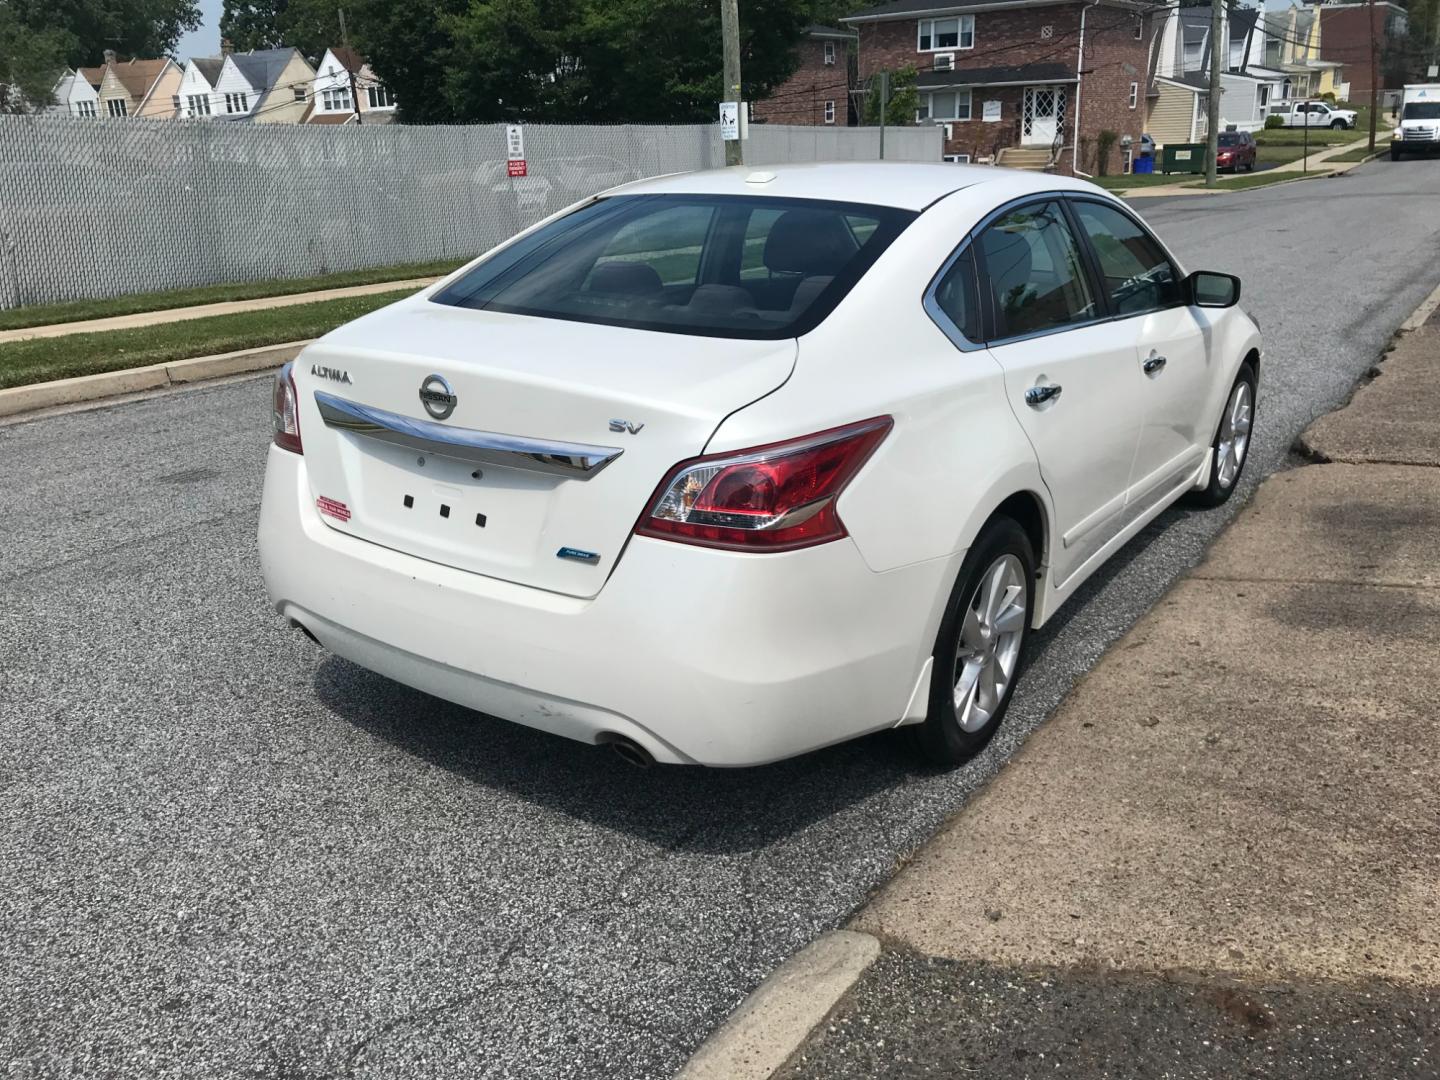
xmin=604 ymin=735 xmax=655 ymax=769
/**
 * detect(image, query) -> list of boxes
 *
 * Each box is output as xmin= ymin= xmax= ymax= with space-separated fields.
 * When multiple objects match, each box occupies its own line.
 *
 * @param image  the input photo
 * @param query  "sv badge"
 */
xmin=608 ymin=419 xmax=645 ymax=435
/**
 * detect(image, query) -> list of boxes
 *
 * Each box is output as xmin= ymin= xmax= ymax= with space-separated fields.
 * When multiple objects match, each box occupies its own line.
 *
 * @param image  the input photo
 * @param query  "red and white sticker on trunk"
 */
xmin=316 ymin=496 xmax=352 ymax=523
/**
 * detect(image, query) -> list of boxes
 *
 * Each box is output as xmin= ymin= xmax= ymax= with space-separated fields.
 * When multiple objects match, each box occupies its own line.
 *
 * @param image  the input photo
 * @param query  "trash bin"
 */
xmin=1133 ymin=154 xmax=1155 ymax=175
xmin=1160 ymin=142 xmax=1207 ymax=174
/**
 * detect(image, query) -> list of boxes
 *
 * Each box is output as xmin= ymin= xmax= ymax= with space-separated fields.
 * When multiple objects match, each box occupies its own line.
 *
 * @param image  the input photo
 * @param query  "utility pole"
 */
xmin=1367 ymin=0 xmax=1379 ymax=153
xmin=338 ymin=7 xmax=362 ymax=125
xmin=877 ymin=70 xmax=890 ymax=160
xmin=1205 ymin=0 xmax=1222 ymax=186
xmin=721 ymin=0 xmax=743 ymax=166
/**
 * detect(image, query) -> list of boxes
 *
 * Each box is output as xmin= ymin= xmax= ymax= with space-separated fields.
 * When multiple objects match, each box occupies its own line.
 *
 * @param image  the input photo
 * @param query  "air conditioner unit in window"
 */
xmin=933 ymin=53 xmax=955 ymax=71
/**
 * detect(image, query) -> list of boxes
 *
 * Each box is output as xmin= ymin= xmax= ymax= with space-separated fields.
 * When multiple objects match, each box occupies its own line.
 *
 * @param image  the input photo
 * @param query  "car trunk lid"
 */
xmin=294 ymin=300 xmax=796 ymax=599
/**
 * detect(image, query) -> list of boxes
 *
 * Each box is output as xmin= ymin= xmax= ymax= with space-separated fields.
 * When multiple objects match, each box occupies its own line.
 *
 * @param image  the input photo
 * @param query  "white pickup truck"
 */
xmin=1391 ymin=84 xmax=1440 ymax=159
xmin=1271 ymin=101 xmax=1358 ymax=129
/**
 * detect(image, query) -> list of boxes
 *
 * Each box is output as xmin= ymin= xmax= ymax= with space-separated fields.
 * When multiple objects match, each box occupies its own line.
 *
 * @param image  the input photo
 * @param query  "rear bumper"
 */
xmin=259 ymin=446 xmax=955 ymax=766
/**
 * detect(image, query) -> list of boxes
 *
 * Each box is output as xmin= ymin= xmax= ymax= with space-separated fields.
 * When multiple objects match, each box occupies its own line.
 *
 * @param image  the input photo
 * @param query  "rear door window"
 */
xmin=975 ymin=200 xmax=1099 ymax=340
xmin=434 ymin=194 xmax=917 ymax=340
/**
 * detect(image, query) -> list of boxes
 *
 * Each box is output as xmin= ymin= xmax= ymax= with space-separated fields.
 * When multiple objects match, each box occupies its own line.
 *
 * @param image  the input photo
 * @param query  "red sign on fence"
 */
xmin=507 ymin=159 xmax=527 ymax=178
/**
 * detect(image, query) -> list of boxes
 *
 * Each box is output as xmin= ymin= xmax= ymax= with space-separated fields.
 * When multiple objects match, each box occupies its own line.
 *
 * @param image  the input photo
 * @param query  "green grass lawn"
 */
xmin=1091 ymin=173 xmax=1193 ymax=190
xmin=0 ymin=260 xmax=463 ymax=334
xmin=1255 ymin=143 xmax=1310 ymax=166
xmin=0 ymin=288 xmax=416 ymax=390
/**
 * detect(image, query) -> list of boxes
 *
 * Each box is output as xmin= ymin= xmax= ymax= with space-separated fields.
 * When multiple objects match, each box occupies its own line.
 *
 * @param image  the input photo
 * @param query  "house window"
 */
xmin=106 ymin=99 xmax=128 ymax=118
xmin=171 ymin=95 xmax=181 ymax=112
xmin=322 ymin=87 xmax=352 ymax=111
xmin=1134 ymin=15 xmax=1144 ymax=39
xmin=943 ymin=153 xmax=971 ymax=163
xmin=1183 ymin=39 xmax=1203 ymax=70
xmin=823 ymin=41 xmax=836 ymax=66
xmin=918 ymin=16 xmax=974 ymax=51
xmin=824 ymin=99 xmax=836 ymax=124
xmin=1257 ymin=84 xmax=1271 ymax=110
xmin=919 ymin=88 xmax=972 ymax=122
xmin=293 ymin=87 xmax=306 ymax=102
xmin=1128 ymin=82 xmax=1138 ymax=109
xmin=187 ymin=94 xmax=211 ymax=116
xmin=1123 ymin=148 xmax=1133 ymax=174
xmin=366 ymin=84 xmax=394 ymax=109
xmin=224 ymin=92 xmax=249 ymax=114
xmin=75 ymin=100 xmax=97 ymax=118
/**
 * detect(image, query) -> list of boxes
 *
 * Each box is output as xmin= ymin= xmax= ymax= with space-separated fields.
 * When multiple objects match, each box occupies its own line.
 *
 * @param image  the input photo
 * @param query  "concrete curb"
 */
xmin=0 ymin=339 xmax=310 ymax=418
xmin=676 ymin=931 xmax=881 ymax=1080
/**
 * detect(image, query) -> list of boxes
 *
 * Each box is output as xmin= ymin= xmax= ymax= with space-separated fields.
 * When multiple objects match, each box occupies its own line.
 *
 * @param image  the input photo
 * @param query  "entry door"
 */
xmin=975 ymin=200 xmax=1147 ymax=587
xmin=1023 ymin=87 xmax=1065 ymax=146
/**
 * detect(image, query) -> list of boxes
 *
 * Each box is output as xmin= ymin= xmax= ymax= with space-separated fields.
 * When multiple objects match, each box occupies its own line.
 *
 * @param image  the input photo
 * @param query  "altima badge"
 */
xmin=311 ymin=364 xmax=352 ymax=385
xmin=419 ymin=374 xmax=457 ymax=421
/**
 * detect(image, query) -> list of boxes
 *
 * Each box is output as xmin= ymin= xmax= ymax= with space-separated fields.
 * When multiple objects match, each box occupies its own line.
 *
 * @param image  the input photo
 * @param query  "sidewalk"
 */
xmin=776 ymin=320 xmax=1440 ymax=1076
xmin=1123 ymin=131 xmax=1383 ymax=198
xmin=0 ymin=277 xmax=440 ymax=345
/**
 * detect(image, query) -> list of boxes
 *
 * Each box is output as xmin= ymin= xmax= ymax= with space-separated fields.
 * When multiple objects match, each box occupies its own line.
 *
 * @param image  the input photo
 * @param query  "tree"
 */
xmin=357 ymin=0 xmax=814 ymax=124
xmin=14 ymin=0 xmax=200 ymax=65
xmin=0 ymin=6 xmax=71 ymax=111
xmin=861 ymin=63 xmax=917 ymax=126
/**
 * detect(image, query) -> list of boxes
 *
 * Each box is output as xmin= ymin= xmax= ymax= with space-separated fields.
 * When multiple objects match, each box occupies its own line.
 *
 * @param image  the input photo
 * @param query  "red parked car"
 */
xmin=1216 ymin=131 xmax=1257 ymax=172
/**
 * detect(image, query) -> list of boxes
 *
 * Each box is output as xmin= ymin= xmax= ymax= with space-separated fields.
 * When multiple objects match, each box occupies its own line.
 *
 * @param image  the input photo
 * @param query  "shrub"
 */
xmin=1095 ymin=129 xmax=1119 ymax=175
xmin=1264 ymin=114 xmax=1284 ymax=129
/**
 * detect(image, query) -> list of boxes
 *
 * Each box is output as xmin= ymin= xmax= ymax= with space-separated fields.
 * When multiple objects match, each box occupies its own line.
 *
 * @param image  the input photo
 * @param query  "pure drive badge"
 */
xmin=419 ymin=374 xmax=457 ymax=420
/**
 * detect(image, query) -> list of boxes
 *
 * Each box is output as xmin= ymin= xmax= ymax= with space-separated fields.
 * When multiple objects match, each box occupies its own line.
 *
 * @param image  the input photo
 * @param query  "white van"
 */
xmin=1391 ymin=84 xmax=1440 ymax=159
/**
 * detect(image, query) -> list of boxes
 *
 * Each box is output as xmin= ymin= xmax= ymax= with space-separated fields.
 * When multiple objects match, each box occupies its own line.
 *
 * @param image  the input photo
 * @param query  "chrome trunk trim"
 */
xmin=314 ymin=391 xmax=623 ymax=478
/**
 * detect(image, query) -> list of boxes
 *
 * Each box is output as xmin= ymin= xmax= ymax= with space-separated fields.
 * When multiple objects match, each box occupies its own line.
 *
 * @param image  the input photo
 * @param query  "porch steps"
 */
xmin=996 ymin=146 xmax=1055 ymax=172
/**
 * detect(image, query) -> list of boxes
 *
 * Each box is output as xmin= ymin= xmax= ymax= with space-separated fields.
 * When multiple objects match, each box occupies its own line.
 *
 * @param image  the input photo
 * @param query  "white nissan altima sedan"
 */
xmin=259 ymin=163 xmax=1259 ymax=768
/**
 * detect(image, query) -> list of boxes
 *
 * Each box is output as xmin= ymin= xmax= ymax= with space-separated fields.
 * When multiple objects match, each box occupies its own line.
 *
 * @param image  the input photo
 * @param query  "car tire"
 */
xmin=1392 ymin=147 xmax=1403 ymax=161
xmin=1186 ymin=361 xmax=1257 ymax=509
xmin=914 ymin=516 xmax=1035 ymax=766
xmin=1330 ymin=120 xmax=1346 ymax=130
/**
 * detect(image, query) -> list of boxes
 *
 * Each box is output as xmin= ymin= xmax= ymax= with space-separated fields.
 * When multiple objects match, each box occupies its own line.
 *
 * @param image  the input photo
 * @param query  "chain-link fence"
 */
xmin=0 ymin=116 xmax=941 ymax=310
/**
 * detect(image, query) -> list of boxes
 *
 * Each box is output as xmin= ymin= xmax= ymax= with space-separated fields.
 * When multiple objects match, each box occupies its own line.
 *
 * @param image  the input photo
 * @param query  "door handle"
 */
xmin=1025 ymin=383 xmax=1063 ymax=408
xmin=1143 ymin=353 xmax=1168 ymax=376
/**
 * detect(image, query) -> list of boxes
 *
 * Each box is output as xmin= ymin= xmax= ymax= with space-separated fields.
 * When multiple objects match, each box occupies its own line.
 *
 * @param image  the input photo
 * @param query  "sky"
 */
xmin=175 ymin=0 xmax=224 ymax=61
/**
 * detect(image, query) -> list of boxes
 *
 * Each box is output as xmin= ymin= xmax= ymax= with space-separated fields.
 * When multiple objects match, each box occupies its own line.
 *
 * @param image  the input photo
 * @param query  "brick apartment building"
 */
xmin=751 ymin=24 xmax=858 ymax=126
xmin=839 ymin=0 xmax=1161 ymax=174
xmin=1317 ymin=1 xmax=1408 ymax=100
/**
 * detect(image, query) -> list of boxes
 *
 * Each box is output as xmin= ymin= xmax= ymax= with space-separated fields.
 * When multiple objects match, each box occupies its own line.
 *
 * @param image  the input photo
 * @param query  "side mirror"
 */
xmin=1187 ymin=270 xmax=1241 ymax=308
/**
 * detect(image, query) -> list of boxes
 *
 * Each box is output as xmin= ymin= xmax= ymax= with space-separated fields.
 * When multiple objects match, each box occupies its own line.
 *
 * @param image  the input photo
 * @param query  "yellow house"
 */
xmin=95 ymin=51 xmax=183 ymax=119
xmin=1266 ymin=4 xmax=1344 ymax=101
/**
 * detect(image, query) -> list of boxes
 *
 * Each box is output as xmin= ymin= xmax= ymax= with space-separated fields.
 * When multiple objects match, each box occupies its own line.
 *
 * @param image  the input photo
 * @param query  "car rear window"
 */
xmin=431 ymin=194 xmax=916 ymax=339
xmin=1217 ymin=133 xmax=1242 ymax=146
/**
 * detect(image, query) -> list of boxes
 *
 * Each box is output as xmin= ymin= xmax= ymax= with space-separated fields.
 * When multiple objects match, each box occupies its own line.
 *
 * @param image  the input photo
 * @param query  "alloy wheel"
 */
xmin=952 ymin=554 xmax=1028 ymax=733
xmin=1215 ymin=380 xmax=1253 ymax=490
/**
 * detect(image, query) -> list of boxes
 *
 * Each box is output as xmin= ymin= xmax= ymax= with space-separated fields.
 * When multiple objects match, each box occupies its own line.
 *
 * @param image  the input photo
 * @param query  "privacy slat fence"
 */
xmin=0 ymin=117 xmax=941 ymax=309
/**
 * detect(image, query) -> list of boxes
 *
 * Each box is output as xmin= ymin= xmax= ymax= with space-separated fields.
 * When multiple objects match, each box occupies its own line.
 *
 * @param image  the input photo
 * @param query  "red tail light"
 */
xmin=636 ymin=416 xmax=892 ymax=552
xmin=272 ymin=361 xmax=303 ymax=454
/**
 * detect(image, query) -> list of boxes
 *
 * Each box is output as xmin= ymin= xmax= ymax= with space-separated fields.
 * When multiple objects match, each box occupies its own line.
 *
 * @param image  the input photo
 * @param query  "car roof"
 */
xmin=604 ymin=162 xmax=1101 ymax=212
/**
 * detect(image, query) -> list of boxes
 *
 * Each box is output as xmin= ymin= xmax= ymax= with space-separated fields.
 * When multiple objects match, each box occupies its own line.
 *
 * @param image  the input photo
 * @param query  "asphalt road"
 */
xmin=3 ymin=158 xmax=1439 ymax=1080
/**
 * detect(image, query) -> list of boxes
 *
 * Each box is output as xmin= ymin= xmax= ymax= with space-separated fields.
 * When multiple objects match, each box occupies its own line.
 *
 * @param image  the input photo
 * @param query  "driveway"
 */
xmin=2 ymin=159 xmax=1439 ymax=1080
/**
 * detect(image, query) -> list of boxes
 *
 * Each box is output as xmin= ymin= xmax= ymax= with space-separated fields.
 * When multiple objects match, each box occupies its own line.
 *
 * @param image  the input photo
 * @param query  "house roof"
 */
xmin=1159 ymin=71 xmax=1210 ymax=92
xmin=108 ymin=58 xmax=171 ymax=100
xmin=328 ymin=46 xmax=366 ymax=74
xmin=843 ymin=0 xmax=1101 ymax=23
xmin=1229 ymin=8 xmax=1257 ymax=42
xmin=308 ymin=111 xmax=355 ymax=124
xmin=191 ymin=57 xmax=225 ymax=85
xmin=230 ymin=48 xmax=301 ymax=95
xmin=916 ymin=61 xmax=1075 ymax=88
xmin=804 ymin=23 xmax=858 ymax=39
xmin=77 ymin=66 xmax=105 ymax=90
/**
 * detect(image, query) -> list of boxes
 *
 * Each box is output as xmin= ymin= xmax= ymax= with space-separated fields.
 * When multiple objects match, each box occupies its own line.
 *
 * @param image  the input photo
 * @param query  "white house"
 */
xmin=307 ymin=47 xmax=396 ymax=124
xmin=176 ymin=57 xmax=225 ymax=119
xmin=54 ymin=66 xmax=103 ymax=117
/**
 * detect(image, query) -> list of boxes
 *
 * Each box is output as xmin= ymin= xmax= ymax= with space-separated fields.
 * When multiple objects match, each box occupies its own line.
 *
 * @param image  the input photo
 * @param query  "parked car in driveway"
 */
xmin=1215 ymin=131 xmax=1257 ymax=172
xmin=260 ymin=164 xmax=1261 ymax=768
